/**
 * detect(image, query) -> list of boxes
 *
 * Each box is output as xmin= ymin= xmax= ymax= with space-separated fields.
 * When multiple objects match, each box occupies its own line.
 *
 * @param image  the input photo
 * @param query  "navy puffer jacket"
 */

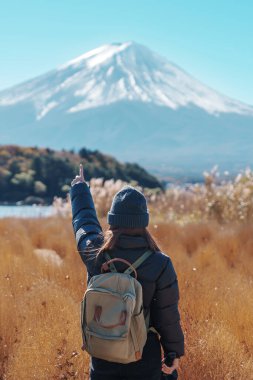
xmin=70 ymin=182 xmax=185 ymax=358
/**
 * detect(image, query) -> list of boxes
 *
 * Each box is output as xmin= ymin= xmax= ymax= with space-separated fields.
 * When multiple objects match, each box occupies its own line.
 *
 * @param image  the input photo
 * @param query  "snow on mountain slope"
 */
xmin=1 ymin=41 xmax=253 ymax=179
xmin=0 ymin=41 xmax=253 ymax=120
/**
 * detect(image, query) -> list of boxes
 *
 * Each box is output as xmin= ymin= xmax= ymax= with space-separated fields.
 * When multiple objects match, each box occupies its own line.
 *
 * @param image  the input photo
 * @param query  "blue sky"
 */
xmin=1 ymin=0 xmax=253 ymax=104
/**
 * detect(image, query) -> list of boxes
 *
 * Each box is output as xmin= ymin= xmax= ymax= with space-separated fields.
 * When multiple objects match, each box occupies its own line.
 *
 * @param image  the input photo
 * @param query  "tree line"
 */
xmin=0 ymin=145 xmax=162 ymax=204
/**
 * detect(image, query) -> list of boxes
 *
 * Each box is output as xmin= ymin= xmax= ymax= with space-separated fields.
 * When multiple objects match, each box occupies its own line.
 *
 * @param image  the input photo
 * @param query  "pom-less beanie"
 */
xmin=107 ymin=185 xmax=149 ymax=228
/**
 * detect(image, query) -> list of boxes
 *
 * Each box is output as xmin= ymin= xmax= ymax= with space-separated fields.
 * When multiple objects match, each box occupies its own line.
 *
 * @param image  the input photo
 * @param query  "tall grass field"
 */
xmin=1 ymin=171 xmax=253 ymax=379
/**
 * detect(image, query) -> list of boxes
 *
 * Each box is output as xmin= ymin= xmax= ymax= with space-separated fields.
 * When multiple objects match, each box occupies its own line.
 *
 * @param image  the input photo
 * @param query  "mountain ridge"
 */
xmin=1 ymin=41 xmax=252 ymax=117
xmin=0 ymin=41 xmax=253 ymax=178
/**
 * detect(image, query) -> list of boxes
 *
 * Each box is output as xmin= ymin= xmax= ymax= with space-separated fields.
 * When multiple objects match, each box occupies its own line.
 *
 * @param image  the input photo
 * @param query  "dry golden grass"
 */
xmin=1 ymin=216 xmax=253 ymax=379
xmin=56 ymin=167 xmax=253 ymax=226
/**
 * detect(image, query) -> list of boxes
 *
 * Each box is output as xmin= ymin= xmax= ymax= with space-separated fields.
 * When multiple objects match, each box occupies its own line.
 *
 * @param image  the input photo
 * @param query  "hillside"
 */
xmin=0 ymin=145 xmax=162 ymax=204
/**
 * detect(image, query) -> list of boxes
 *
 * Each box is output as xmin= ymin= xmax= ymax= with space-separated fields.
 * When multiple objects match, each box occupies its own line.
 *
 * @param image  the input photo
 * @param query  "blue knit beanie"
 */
xmin=107 ymin=185 xmax=149 ymax=228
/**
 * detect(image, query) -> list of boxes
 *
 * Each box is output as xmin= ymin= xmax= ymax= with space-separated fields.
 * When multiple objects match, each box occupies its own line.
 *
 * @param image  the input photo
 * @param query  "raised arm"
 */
xmin=70 ymin=164 xmax=103 ymax=275
xmin=151 ymin=256 xmax=185 ymax=360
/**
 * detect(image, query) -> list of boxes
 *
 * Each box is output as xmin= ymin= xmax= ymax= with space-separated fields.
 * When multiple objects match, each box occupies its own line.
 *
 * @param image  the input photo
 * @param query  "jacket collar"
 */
xmin=116 ymin=234 xmax=148 ymax=249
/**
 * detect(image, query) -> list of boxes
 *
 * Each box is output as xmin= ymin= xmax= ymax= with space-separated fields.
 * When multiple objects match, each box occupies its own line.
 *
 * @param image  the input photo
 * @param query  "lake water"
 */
xmin=0 ymin=205 xmax=55 ymax=218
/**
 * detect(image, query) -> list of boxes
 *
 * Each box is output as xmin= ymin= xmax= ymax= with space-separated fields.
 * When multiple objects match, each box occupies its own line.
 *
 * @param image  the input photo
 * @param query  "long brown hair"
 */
xmin=97 ymin=226 xmax=161 ymax=257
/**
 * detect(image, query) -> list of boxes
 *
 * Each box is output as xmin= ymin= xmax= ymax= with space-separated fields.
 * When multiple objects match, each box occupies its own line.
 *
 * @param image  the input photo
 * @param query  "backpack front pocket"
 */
xmin=84 ymin=288 xmax=134 ymax=339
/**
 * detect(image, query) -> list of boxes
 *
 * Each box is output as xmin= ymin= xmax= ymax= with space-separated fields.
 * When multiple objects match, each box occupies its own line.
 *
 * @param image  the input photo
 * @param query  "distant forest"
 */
xmin=0 ymin=145 xmax=162 ymax=204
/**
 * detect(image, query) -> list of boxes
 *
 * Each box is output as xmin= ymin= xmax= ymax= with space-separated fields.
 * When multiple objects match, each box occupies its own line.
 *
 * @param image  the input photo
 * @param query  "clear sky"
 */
xmin=1 ymin=0 xmax=253 ymax=105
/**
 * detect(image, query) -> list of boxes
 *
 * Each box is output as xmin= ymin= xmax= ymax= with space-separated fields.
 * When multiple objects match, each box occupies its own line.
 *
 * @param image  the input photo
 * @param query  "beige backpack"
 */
xmin=80 ymin=250 xmax=153 ymax=363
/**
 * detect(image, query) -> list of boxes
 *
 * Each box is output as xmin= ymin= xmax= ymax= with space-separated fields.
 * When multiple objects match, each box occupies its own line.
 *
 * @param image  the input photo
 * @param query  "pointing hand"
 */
xmin=71 ymin=163 xmax=86 ymax=186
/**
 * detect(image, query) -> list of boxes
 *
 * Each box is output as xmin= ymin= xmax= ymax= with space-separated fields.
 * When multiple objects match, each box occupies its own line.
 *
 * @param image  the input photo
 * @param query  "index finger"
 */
xmin=79 ymin=163 xmax=84 ymax=179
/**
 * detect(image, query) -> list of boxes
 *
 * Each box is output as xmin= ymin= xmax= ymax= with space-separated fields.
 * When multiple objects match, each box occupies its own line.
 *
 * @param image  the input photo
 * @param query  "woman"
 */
xmin=70 ymin=164 xmax=184 ymax=380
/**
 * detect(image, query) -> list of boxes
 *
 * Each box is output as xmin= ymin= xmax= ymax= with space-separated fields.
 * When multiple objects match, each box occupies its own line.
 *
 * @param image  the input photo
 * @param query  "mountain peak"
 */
xmin=0 ymin=42 xmax=253 ymax=117
xmin=57 ymin=41 xmax=253 ymax=116
xmin=61 ymin=41 xmax=135 ymax=69
xmin=1 ymin=42 xmax=253 ymax=176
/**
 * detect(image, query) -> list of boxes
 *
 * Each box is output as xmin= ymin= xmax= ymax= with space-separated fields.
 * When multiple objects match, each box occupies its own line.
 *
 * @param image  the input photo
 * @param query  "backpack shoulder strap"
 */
xmin=124 ymin=249 xmax=153 ymax=276
xmin=103 ymin=252 xmax=117 ymax=273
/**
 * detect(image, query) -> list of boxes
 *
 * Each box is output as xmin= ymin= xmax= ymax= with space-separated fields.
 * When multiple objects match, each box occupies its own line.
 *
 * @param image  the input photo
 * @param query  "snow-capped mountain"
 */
xmin=0 ymin=41 xmax=253 ymax=179
xmin=1 ymin=41 xmax=253 ymax=117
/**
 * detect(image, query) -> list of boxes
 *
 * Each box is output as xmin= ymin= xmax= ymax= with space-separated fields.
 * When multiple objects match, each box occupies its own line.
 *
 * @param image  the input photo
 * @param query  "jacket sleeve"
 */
xmin=151 ymin=256 xmax=184 ymax=358
xmin=70 ymin=182 xmax=103 ymax=275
